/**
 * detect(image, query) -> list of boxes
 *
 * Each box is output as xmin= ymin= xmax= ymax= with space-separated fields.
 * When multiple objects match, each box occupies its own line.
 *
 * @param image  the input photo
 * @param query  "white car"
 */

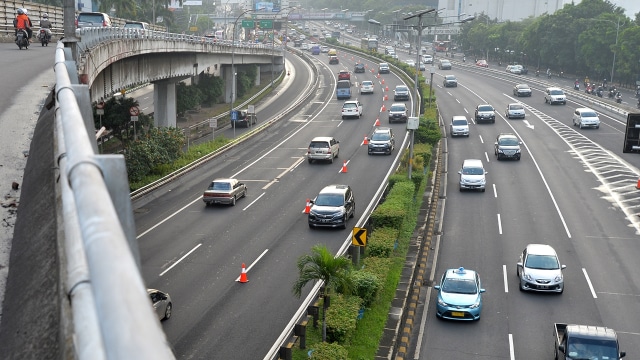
xmin=422 ymin=55 xmax=433 ymax=64
xmin=506 ymin=65 xmax=523 ymax=74
xmin=517 ymin=244 xmax=565 ymax=293
xmin=573 ymin=107 xmax=600 ymax=129
xmin=341 ymin=100 xmax=363 ymax=119
xmin=301 ymin=43 xmax=309 ymax=50
xmin=360 ymin=81 xmax=375 ymax=94
xmin=505 ymin=103 xmax=526 ymax=119
xmin=405 ymin=59 xmax=415 ymax=67
xmin=449 ymin=116 xmax=469 ymax=137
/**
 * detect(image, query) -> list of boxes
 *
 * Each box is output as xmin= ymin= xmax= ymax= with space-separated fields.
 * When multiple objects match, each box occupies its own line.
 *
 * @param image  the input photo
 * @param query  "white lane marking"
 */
xmin=159 ymin=243 xmax=202 ymax=276
xmin=497 ymin=213 xmax=502 ymax=234
xmin=138 ymin=196 xmax=203 ymax=238
xmin=582 ymin=268 xmax=598 ymax=298
xmin=236 ymin=249 xmax=269 ymax=281
xmin=243 ymin=192 xmax=265 ymax=211
xmin=509 ymin=334 xmax=515 ymax=360
xmin=493 ymin=183 xmax=497 ymax=197
xmin=485 ymin=152 xmax=490 ymax=163
xmin=503 ymin=264 xmax=509 ymax=293
xmin=523 ymin=120 xmax=535 ymax=129
xmin=479 ymin=134 xmax=484 ymax=143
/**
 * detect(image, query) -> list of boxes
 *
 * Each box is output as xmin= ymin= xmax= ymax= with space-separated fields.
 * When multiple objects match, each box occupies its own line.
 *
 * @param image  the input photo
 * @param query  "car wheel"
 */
xmin=242 ymin=189 xmax=247 ymax=198
xmin=163 ymin=303 xmax=172 ymax=320
xmin=491 ymin=119 xmax=495 ymax=123
xmin=308 ymin=223 xmax=314 ymax=228
xmin=341 ymin=115 xmax=345 ymax=119
xmin=231 ymin=196 xmax=236 ymax=206
xmin=329 ymin=156 xmax=334 ymax=164
xmin=595 ymin=125 xmax=599 ymax=129
xmin=350 ymin=205 xmax=355 ymax=218
xmin=481 ymin=188 xmax=486 ymax=192
xmin=579 ymin=122 xmax=583 ymax=129
xmin=341 ymin=216 xmax=348 ymax=229
xmin=516 ymin=156 xmax=521 ymax=161
xmin=335 ymin=149 xmax=339 ymax=158
xmin=459 ymin=187 xmax=463 ymax=192
xmin=308 ymin=158 xmax=313 ymax=164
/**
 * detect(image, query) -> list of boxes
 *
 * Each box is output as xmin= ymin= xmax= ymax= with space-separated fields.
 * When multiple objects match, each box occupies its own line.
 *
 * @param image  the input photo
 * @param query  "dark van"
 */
xmin=336 ymin=80 xmax=352 ymax=100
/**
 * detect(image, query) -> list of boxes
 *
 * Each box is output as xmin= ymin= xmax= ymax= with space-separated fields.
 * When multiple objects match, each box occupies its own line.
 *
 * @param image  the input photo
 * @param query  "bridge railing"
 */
xmin=54 ymin=41 xmax=176 ymax=360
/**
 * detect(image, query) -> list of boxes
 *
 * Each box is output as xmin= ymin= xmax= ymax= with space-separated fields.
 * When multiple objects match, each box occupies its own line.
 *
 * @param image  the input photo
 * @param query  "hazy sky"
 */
xmin=609 ymin=0 xmax=640 ymax=17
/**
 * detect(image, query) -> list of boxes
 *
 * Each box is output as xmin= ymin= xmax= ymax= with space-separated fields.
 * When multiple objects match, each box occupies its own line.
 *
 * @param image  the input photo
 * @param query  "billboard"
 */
xmin=255 ymin=0 xmax=281 ymax=12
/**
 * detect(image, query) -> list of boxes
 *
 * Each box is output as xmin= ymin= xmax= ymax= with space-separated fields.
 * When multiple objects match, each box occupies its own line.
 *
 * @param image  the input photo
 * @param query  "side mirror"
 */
xmin=561 ymin=265 xmax=566 ymax=270
xmin=517 ymin=262 xmax=523 ymax=268
xmin=433 ymin=285 xmax=440 ymax=290
xmin=558 ymin=345 xmax=565 ymax=353
xmin=457 ymin=170 xmax=462 ymax=175
xmin=494 ymin=142 xmax=498 ymax=146
xmin=480 ymin=289 xmax=486 ymax=293
xmin=620 ymin=351 xmax=626 ymax=358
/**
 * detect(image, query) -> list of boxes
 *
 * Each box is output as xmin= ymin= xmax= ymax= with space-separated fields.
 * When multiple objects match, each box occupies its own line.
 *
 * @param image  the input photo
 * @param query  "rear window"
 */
xmin=78 ymin=14 xmax=107 ymax=23
xmin=462 ymin=167 xmax=484 ymax=175
xmin=342 ymin=103 xmax=356 ymax=109
xmin=310 ymin=141 xmax=330 ymax=148
xmin=396 ymin=86 xmax=408 ymax=92
xmin=337 ymin=81 xmax=351 ymax=88
xmin=362 ymin=81 xmax=373 ymax=86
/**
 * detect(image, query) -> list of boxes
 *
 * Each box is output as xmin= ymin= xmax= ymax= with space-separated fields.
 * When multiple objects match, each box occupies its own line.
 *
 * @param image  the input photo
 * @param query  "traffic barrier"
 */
xmin=238 ymin=263 xmax=249 ymax=283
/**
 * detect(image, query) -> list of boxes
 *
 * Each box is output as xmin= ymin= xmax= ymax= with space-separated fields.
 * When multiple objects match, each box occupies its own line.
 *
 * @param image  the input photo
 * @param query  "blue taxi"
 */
xmin=434 ymin=267 xmax=485 ymax=321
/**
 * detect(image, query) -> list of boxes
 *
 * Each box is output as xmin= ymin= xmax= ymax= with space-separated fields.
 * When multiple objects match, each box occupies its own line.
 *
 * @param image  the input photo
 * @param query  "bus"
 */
xmin=336 ymin=80 xmax=352 ymax=100
xmin=434 ymin=41 xmax=450 ymax=52
xmin=360 ymin=38 xmax=379 ymax=52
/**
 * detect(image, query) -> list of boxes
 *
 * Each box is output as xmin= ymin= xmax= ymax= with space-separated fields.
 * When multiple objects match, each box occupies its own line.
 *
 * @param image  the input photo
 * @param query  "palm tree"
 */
xmin=292 ymin=244 xmax=352 ymax=342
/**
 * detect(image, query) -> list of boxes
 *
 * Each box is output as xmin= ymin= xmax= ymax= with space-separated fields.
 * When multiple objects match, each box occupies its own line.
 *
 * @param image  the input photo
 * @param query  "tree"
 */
xmin=292 ymin=245 xmax=353 ymax=342
xmin=95 ymin=96 xmax=152 ymax=148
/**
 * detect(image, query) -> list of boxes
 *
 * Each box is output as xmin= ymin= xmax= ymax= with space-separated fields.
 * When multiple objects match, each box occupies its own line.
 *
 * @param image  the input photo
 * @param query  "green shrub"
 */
xmin=351 ymin=270 xmax=380 ymax=307
xmin=370 ymin=181 xmax=415 ymax=228
xmin=326 ymin=294 xmax=362 ymax=344
xmin=309 ymin=342 xmax=349 ymax=360
xmin=361 ymin=257 xmax=393 ymax=292
xmin=366 ymin=227 xmax=398 ymax=258
xmin=415 ymin=116 xmax=441 ymax=145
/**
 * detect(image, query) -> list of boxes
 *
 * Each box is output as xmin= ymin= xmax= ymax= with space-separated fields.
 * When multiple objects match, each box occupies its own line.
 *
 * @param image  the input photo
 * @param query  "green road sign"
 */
xmin=259 ymin=20 xmax=273 ymax=29
xmin=241 ymin=20 xmax=255 ymax=28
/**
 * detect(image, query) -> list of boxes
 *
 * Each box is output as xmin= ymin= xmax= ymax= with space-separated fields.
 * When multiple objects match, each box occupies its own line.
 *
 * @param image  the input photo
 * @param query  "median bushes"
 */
xmin=325 ymin=294 xmax=362 ymax=344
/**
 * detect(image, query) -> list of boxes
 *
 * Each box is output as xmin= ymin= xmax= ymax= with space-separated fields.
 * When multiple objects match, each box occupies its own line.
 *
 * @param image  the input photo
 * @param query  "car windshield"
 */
xmin=478 ymin=106 xmax=494 ymax=111
xmin=390 ymin=105 xmax=405 ymax=112
xmin=525 ymin=254 xmax=559 ymax=269
xmin=124 ymin=23 xmax=144 ymax=28
xmin=499 ymin=137 xmax=519 ymax=146
xmin=79 ymin=14 xmax=105 ymax=23
xmin=566 ymin=338 xmax=619 ymax=359
xmin=371 ymin=132 xmax=390 ymax=141
xmin=442 ymin=278 xmax=478 ymax=294
xmin=509 ymin=105 xmax=524 ymax=110
xmin=582 ymin=111 xmax=597 ymax=117
xmin=517 ymin=85 xmax=529 ymax=89
xmin=314 ymin=194 xmax=344 ymax=207
xmin=210 ymin=182 xmax=231 ymax=191
xmin=309 ymin=141 xmax=329 ymax=149
xmin=452 ymin=119 xmax=468 ymax=126
xmin=462 ymin=167 xmax=484 ymax=175
xmin=550 ymin=90 xmax=564 ymax=95
xmin=396 ymin=86 xmax=408 ymax=92
xmin=446 ymin=76 xmax=456 ymax=80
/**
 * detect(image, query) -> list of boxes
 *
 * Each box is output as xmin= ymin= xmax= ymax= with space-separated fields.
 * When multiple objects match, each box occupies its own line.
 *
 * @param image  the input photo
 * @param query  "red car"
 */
xmin=338 ymin=70 xmax=350 ymax=80
xmin=476 ymin=59 xmax=489 ymax=67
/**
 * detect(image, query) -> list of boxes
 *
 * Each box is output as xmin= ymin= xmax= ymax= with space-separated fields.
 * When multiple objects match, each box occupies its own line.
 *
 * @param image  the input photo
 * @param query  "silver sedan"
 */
xmin=517 ymin=244 xmax=566 ymax=293
xmin=505 ymin=103 xmax=526 ymax=119
xmin=148 ymin=289 xmax=172 ymax=321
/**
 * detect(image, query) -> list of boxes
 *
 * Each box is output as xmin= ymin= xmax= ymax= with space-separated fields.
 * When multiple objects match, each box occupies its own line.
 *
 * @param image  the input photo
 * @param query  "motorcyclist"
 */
xmin=615 ymin=91 xmax=622 ymax=103
xmin=574 ymin=79 xmax=580 ymax=90
xmin=14 ymin=8 xmax=32 ymax=43
xmin=39 ymin=13 xmax=52 ymax=41
xmin=463 ymin=55 xmax=466 ymax=62
xmin=546 ymin=68 xmax=551 ymax=78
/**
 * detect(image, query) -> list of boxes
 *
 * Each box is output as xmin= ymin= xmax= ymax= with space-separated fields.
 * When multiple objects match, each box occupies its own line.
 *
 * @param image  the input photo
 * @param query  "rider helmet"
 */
xmin=16 ymin=8 xmax=24 ymax=14
xmin=21 ymin=8 xmax=28 ymax=14
xmin=43 ymin=13 xmax=48 ymax=18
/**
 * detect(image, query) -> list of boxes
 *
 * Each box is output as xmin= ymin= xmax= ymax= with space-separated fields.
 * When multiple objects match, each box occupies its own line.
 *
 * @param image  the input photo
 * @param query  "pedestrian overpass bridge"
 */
xmin=74 ymin=27 xmax=282 ymax=127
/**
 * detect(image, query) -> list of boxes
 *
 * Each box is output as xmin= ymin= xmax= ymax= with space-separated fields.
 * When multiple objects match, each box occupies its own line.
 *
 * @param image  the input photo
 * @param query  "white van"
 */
xmin=458 ymin=159 xmax=487 ymax=192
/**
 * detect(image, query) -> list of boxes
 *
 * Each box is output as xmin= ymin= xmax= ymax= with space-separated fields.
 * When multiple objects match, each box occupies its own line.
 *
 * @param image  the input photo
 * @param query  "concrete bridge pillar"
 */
xmin=223 ymin=65 xmax=235 ymax=104
xmin=153 ymin=79 xmax=178 ymax=128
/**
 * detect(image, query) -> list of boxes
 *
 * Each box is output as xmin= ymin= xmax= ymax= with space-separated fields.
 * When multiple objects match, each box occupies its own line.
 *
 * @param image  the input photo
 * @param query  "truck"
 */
xmin=554 ymin=323 xmax=626 ymax=360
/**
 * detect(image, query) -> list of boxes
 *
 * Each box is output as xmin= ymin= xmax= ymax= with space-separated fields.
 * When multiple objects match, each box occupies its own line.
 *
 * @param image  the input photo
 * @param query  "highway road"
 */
xmin=132 ymin=45 xmax=417 ymax=358
xmin=408 ymin=59 xmax=640 ymax=359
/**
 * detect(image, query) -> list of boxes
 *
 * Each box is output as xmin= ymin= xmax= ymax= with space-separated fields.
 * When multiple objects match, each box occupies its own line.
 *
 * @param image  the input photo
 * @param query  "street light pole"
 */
xmin=231 ymin=8 xmax=258 ymax=138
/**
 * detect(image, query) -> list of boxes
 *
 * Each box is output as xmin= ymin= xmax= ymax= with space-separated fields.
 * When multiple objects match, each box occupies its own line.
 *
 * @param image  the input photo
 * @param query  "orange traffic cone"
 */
xmin=381 ymin=104 xmax=386 ymax=112
xmin=376 ymin=73 xmax=380 ymax=79
xmin=385 ymin=85 xmax=389 ymax=92
xmin=304 ymin=198 xmax=311 ymax=214
xmin=374 ymin=118 xmax=381 ymax=126
xmin=239 ymin=263 xmax=249 ymax=283
xmin=363 ymin=135 xmax=369 ymax=145
xmin=381 ymin=78 xmax=385 ymax=85
xmin=341 ymin=160 xmax=348 ymax=173
xmin=636 ymin=179 xmax=640 ymax=189
xmin=384 ymin=94 xmax=388 ymax=101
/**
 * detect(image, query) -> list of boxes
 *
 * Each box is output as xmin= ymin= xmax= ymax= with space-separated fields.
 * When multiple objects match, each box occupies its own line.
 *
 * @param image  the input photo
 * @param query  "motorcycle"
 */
xmin=596 ymin=88 xmax=604 ymax=97
xmin=574 ymin=83 xmax=580 ymax=91
xmin=608 ymin=89 xmax=616 ymax=99
xmin=535 ymin=70 xmax=540 ymax=77
xmin=38 ymin=29 xmax=50 ymax=47
xmin=615 ymin=93 xmax=622 ymax=104
xmin=15 ymin=28 xmax=29 ymax=50
xmin=462 ymin=56 xmax=466 ymax=62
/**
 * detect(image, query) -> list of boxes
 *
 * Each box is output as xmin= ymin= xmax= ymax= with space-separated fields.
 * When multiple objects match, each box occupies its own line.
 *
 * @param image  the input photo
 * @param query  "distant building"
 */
xmin=439 ymin=0 xmax=572 ymax=22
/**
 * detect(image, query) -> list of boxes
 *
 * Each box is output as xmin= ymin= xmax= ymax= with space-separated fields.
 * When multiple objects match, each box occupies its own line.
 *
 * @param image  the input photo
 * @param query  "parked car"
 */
xmin=388 ymin=103 xmax=408 ymax=123
xmin=368 ymin=127 xmax=395 ymax=155
xmin=360 ymin=80 xmax=375 ymax=94
xmin=203 ymin=178 xmax=248 ymax=206
xmin=475 ymin=104 xmax=496 ymax=123
xmin=433 ymin=267 xmax=485 ymax=321
xmin=393 ymin=85 xmax=410 ymax=101
xmin=494 ymin=133 xmax=522 ymax=160
xmin=505 ymin=103 xmax=526 ymax=119
xmin=308 ymin=184 xmax=355 ymax=229
xmin=449 ymin=116 xmax=470 ymax=137
xmin=307 ymin=136 xmax=340 ymax=163
xmin=517 ymin=244 xmax=566 ymax=293
xmin=76 ymin=12 xmax=113 ymax=28
xmin=148 ymin=289 xmax=172 ymax=321
xmin=513 ymin=84 xmax=532 ymax=97
xmin=443 ymin=75 xmax=458 ymax=87
xmin=341 ymin=100 xmax=363 ymax=119
xmin=338 ymin=70 xmax=350 ymax=80
xmin=572 ymin=107 xmax=600 ymax=129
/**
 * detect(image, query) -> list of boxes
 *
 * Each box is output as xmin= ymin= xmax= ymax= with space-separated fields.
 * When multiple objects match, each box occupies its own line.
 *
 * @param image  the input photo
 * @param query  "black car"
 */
xmin=329 ymin=56 xmax=339 ymax=64
xmin=308 ymin=184 xmax=355 ymax=229
xmin=354 ymin=63 xmax=365 ymax=73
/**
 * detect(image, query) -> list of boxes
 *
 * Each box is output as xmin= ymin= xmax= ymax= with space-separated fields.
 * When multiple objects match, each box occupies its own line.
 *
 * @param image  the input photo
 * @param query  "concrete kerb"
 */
xmin=130 ymin=47 xmax=319 ymax=201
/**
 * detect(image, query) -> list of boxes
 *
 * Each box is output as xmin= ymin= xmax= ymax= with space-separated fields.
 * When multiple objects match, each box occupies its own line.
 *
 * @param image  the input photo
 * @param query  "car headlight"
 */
xmin=497 ymin=149 xmax=504 ymax=154
xmin=469 ymin=299 xmax=481 ymax=309
xmin=437 ymin=298 xmax=448 ymax=307
xmin=554 ymin=274 xmax=563 ymax=282
xmin=523 ymin=273 xmax=532 ymax=281
xmin=515 ymin=149 xmax=521 ymax=153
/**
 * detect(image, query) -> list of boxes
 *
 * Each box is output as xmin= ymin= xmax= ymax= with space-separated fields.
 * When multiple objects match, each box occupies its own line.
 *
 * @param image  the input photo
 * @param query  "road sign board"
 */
xmin=247 ymin=105 xmax=255 ymax=113
xmin=209 ymin=118 xmax=217 ymax=128
xmin=96 ymin=109 xmax=104 ymax=115
xmin=130 ymin=116 xmax=139 ymax=122
xmin=96 ymin=101 xmax=105 ymax=109
xmin=241 ymin=20 xmax=255 ymax=28
xmin=129 ymin=106 xmax=140 ymax=116
xmin=352 ymin=227 xmax=367 ymax=246
xmin=231 ymin=110 xmax=238 ymax=120
xmin=259 ymin=20 xmax=273 ymax=29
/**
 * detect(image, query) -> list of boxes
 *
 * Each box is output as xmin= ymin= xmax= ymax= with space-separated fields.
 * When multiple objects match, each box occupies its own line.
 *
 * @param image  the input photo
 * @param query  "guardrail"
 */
xmin=55 ymin=41 xmax=175 ymax=359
